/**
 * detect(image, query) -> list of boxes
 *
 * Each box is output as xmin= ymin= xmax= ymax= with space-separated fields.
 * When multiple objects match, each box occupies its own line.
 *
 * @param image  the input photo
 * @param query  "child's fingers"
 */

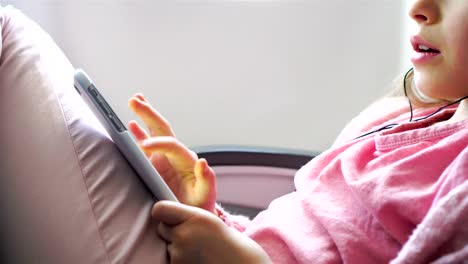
xmin=128 ymin=120 xmax=149 ymax=141
xmin=128 ymin=120 xmax=152 ymax=157
xmin=128 ymin=96 xmax=176 ymax=137
xmin=152 ymin=200 xmax=203 ymax=226
xmin=157 ymin=222 xmax=173 ymax=242
xmin=197 ymin=159 xmax=216 ymax=186
xmin=134 ymin=93 xmax=148 ymax=102
xmin=141 ymin=137 xmax=197 ymax=169
xmin=193 ymin=159 xmax=217 ymax=210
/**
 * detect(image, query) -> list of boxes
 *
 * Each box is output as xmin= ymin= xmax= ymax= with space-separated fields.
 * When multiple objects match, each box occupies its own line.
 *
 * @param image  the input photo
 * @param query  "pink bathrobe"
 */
xmin=220 ymin=98 xmax=468 ymax=263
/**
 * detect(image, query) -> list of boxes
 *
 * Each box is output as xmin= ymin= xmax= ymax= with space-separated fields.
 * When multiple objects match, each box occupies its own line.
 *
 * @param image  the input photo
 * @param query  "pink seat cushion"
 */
xmin=0 ymin=6 xmax=167 ymax=263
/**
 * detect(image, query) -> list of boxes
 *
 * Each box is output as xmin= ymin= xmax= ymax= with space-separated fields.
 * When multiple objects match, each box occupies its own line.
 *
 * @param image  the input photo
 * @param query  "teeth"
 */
xmin=419 ymin=45 xmax=430 ymax=51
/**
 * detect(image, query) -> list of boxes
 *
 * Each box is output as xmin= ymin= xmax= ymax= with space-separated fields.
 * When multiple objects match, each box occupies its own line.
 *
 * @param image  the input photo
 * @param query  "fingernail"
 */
xmin=141 ymin=140 xmax=150 ymax=147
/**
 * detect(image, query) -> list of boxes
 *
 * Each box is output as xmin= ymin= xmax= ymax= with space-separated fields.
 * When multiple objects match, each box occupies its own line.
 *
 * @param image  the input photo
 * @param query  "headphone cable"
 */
xmin=353 ymin=68 xmax=467 ymax=140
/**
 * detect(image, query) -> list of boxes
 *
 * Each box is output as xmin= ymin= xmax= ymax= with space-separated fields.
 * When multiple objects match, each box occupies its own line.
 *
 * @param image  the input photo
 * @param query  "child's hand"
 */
xmin=152 ymin=201 xmax=271 ymax=264
xmin=128 ymin=94 xmax=217 ymax=214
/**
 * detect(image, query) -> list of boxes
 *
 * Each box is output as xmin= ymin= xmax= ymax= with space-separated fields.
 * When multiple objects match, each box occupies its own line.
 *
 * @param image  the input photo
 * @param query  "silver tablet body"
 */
xmin=73 ymin=69 xmax=178 ymax=202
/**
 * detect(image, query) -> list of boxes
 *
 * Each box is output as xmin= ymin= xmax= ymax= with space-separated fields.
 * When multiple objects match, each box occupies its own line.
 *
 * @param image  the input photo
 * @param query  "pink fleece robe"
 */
xmin=219 ymin=98 xmax=468 ymax=263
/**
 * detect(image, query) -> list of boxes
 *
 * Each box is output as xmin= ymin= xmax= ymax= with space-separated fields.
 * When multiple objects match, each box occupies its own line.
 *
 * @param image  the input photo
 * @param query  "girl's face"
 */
xmin=409 ymin=0 xmax=468 ymax=101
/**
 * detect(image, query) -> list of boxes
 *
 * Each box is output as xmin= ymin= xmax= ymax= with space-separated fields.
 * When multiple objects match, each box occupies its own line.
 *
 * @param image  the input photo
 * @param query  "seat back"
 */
xmin=196 ymin=146 xmax=318 ymax=217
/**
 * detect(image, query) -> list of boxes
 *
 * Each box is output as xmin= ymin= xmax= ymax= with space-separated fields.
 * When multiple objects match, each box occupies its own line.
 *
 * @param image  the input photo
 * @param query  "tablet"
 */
xmin=73 ymin=69 xmax=178 ymax=202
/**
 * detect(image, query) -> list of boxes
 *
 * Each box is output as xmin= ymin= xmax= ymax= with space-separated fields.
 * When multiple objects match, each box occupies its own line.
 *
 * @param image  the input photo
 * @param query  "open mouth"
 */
xmin=410 ymin=36 xmax=441 ymax=64
xmin=411 ymin=36 xmax=441 ymax=54
xmin=416 ymin=44 xmax=440 ymax=54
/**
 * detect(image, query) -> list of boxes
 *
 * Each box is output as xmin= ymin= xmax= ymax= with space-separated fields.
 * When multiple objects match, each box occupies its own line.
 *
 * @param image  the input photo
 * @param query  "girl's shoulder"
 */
xmin=332 ymin=96 xmax=410 ymax=146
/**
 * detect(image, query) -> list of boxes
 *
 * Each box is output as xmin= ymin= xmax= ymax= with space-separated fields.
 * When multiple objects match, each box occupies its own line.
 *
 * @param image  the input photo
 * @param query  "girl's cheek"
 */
xmin=452 ymin=7 xmax=468 ymax=53
xmin=446 ymin=13 xmax=468 ymax=71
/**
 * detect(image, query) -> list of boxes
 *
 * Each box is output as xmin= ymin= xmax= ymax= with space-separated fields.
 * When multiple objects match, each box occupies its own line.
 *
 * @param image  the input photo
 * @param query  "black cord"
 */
xmin=353 ymin=68 xmax=467 ymax=140
xmin=353 ymin=123 xmax=398 ymax=140
xmin=403 ymin=68 xmax=415 ymax=121
xmin=412 ymin=95 xmax=468 ymax=122
xmin=404 ymin=67 xmax=468 ymax=122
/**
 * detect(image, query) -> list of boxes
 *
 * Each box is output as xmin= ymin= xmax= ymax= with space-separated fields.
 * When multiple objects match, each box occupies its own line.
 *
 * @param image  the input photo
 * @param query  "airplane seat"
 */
xmin=196 ymin=146 xmax=319 ymax=218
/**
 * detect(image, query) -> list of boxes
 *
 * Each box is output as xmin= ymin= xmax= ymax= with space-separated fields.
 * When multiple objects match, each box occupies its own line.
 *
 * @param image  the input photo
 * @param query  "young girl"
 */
xmin=127 ymin=0 xmax=468 ymax=263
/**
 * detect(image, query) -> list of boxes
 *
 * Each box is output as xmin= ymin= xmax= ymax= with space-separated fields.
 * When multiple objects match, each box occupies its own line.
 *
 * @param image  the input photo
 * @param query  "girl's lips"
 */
xmin=411 ymin=51 xmax=441 ymax=65
xmin=410 ymin=35 xmax=441 ymax=65
xmin=410 ymin=35 xmax=440 ymax=52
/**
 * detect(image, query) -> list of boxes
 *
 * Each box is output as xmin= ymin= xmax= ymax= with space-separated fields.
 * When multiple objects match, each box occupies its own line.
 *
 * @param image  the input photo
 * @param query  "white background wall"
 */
xmin=4 ymin=0 xmax=414 ymax=152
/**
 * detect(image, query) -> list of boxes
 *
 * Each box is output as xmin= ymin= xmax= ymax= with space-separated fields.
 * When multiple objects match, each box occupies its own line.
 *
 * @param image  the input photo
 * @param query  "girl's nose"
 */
xmin=408 ymin=0 xmax=440 ymax=25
